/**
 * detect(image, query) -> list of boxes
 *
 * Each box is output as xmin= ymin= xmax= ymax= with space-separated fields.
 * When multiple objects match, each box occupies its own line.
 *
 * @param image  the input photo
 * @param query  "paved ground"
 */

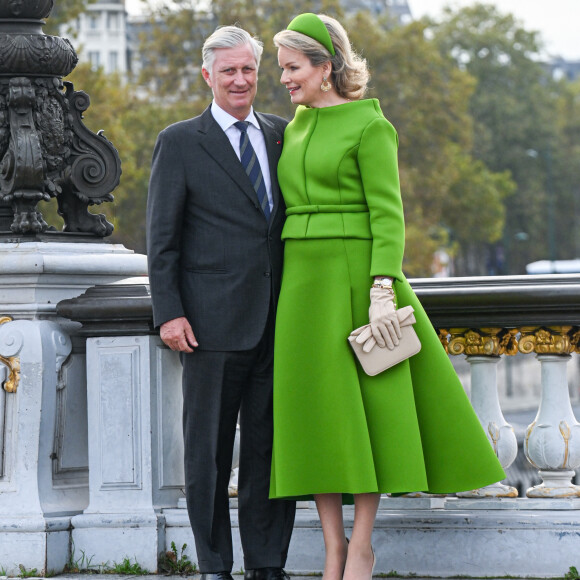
xmin=43 ymin=574 xmax=548 ymax=580
xmin=2 ymin=572 xmax=558 ymax=579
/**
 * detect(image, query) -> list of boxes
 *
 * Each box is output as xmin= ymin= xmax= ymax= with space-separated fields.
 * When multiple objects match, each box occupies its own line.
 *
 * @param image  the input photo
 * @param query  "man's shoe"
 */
xmin=200 ymin=573 xmax=234 ymax=580
xmin=251 ymin=568 xmax=290 ymax=580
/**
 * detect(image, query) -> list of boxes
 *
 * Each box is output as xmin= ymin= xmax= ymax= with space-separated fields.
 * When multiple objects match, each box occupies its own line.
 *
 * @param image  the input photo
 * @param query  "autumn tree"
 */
xmin=136 ymin=0 xmax=343 ymax=117
xmin=430 ymin=3 xmax=565 ymax=274
xmin=135 ymin=0 xmax=214 ymax=103
xmin=348 ymin=13 xmax=513 ymax=276
xmin=551 ymin=78 xmax=580 ymax=261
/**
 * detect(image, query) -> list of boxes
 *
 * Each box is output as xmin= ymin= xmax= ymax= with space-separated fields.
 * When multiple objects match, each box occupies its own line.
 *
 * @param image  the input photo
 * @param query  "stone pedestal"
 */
xmin=0 ymin=241 xmax=147 ymax=574
xmin=70 ymin=334 xmax=184 ymax=572
xmin=0 ymin=319 xmax=72 ymax=575
xmin=58 ymin=281 xmax=184 ymax=572
xmin=0 ymin=241 xmax=147 ymax=322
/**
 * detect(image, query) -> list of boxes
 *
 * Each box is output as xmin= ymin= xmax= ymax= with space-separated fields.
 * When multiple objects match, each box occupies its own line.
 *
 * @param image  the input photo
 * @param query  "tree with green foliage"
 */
xmin=348 ymin=12 xmax=513 ymax=276
xmin=430 ymin=3 xmax=567 ymax=274
xmin=135 ymin=0 xmax=344 ymax=117
xmin=135 ymin=0 xmax=214 ymax=102
xmin=552 ymin=78 xmax=580 ymax=261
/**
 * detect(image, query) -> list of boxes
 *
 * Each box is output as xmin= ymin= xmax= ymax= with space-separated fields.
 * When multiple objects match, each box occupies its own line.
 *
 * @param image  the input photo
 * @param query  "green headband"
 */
xmin=286 ymin=13 xmax=335 ymax=56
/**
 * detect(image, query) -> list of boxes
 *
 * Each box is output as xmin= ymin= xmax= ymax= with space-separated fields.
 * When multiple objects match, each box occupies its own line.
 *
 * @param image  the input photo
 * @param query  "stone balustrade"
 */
xmin=2 ymin=271 xmax=580 ymax=576
xmin=411 ymin=275 xmax=580 ymax=499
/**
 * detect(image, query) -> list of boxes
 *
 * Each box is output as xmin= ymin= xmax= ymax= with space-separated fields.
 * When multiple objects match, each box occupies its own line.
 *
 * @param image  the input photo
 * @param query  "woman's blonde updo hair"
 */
xmin=274 ymin=14 xmax=369 ymax=101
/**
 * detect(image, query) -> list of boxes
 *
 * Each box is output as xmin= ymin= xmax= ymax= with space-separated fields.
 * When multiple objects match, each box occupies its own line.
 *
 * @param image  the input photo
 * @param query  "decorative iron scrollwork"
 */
xmin=0 ymin=1 xmax=118 ymax=237
xmin=0 ymin=77 xmax=49 ymax=233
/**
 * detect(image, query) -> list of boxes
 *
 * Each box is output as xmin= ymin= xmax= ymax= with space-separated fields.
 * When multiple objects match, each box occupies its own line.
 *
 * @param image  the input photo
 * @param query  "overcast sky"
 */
xmin=125 ymin=0 xmax=580 ymax=60
xmin=408 ymin=0 xmax=579 ymax=59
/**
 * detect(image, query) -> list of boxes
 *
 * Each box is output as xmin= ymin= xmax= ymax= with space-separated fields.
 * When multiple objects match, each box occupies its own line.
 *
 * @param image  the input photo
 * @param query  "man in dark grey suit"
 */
xmin=146 ymin=25 xmax=295 ymax=580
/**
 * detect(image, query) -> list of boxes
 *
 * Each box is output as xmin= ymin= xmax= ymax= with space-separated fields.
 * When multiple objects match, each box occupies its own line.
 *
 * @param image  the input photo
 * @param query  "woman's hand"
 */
xmin=368 ymin=286 xmax=402 ymax=348
xmin=350 ymin=287 xmax=402 ymax=352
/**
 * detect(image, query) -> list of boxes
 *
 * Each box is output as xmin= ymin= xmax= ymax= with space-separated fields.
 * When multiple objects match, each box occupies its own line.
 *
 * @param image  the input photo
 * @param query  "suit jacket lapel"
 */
xmin=197 ymin=106 xmax=260 ymax=209
xmin=256 ymin=112 xmax=285 ymax=227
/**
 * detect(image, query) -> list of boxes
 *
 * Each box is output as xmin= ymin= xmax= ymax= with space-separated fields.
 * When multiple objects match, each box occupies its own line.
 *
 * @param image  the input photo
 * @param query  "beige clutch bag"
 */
xmin=348 ymin=305 xmax=421 ymax=376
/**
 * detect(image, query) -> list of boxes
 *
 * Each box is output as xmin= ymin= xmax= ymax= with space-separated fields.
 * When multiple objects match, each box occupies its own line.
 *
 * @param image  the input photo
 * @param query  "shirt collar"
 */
xmin=211 ymin=101 xmax=260 ymax=132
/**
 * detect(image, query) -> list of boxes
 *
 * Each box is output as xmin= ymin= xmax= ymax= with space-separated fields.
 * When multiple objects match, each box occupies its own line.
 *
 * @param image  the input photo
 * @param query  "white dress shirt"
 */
xmin=210 ymin=101 xmax=274 ymax=212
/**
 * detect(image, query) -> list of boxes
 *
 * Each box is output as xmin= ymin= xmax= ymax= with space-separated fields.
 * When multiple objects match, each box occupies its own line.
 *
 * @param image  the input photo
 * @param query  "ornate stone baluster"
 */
xmin=519 ymin=326 xmax=580 ymax=497
xmin=445 ymin=327 xmax=519 ymax=497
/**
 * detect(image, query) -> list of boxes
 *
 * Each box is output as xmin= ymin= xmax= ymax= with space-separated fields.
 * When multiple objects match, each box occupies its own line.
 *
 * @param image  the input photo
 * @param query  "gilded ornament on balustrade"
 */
xmin=560 ymin=421 xmax=571 ymax=469
xmin=444 ymin=327 xmax=516 ymax=356
xmin=0 ymin=316 xmax=20 ymax=393
xmin=569 ymin=328 xmax=580 ymax=354
xmin=498 ymin=329 xmax=519 ymax=355
xmin=446 ymin=328 xmax=469 ymax=355
xmin=488 ymin=421 xmax=500 ymax=455
xmin=524 ymin=421 xmax=539 ymax=469
xmin=518 ymin=326 xmax=573 ymax=355
xmin=437 ymin=326 xmax=580 ymax=356
xmin=437 ymin=329 xmax=450 ymax=352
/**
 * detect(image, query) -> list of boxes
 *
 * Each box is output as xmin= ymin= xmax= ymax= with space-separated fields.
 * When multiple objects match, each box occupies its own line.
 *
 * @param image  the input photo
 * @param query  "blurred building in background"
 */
xmin=61 ymin=0 xmax=128 ymax=75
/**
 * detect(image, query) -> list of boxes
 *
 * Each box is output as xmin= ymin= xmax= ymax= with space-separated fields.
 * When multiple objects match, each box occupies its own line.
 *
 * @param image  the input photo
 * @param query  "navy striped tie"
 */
xmin=234 ymin=121 xmax=270 ymax=221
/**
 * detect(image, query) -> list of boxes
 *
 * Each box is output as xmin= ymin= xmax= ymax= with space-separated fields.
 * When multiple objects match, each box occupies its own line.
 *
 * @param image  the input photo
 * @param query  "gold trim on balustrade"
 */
xmin=518 ymin=325 xmax=575 ymax=355
xmin=0 ymin=316 xmax=20 ymax=393
xmin=437 ymin=326 xmax=579 ymax=357
xmin=438 ymin=328 xmax=519 ymax=356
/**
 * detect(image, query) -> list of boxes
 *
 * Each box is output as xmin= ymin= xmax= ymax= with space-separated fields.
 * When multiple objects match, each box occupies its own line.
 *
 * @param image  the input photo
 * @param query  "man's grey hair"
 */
xmin=202 ymin=26 xmax=264 ymax=75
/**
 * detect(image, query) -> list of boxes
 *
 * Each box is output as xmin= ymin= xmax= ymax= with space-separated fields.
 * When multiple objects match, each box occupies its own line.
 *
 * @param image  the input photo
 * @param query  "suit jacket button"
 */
xmin=264 ymin=272 xmax=271 ymax=278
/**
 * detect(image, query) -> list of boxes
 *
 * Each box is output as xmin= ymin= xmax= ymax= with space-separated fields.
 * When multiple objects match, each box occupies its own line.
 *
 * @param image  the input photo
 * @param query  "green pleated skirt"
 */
xmin=270 ymin=238 xmax=505 ymax=500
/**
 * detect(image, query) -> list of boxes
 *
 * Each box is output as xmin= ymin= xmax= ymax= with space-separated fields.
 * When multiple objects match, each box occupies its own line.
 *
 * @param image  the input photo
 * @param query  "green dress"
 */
xmin=270 ymin=99 xmax=505 ymax=500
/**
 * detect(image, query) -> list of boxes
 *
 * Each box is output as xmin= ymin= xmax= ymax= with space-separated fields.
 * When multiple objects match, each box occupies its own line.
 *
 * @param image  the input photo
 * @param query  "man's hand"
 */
xmin=160 ymin=317 xmax=198 ymax=352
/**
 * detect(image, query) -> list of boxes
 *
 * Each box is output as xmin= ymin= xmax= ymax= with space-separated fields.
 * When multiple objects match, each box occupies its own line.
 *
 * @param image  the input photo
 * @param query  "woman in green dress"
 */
xmin=271 ymin=13 xmax=505 ymax=580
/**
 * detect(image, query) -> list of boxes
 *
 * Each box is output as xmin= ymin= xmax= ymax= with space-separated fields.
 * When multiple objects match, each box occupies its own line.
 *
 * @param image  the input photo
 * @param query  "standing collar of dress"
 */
xmin=210 ymin=100 xmax=260 ymax=132
xmin=300 ymin=98 xmax=375 ymax=111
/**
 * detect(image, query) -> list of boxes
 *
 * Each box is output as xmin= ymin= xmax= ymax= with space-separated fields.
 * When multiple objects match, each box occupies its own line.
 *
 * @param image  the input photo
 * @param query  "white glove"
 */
xmin=350 ymin=288 xmax=402 ymax=352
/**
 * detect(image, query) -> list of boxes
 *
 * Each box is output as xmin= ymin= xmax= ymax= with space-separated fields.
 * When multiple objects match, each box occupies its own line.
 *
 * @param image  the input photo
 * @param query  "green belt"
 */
xmin=282 ymin=204 xmax=373 ymax=241
xmin=285 ymin=204 xmax=369 ymax=216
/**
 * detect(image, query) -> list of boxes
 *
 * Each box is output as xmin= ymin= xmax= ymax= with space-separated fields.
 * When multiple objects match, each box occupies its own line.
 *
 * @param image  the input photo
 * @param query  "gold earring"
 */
xmin=321 ymin=76 xmax=332 ymax=92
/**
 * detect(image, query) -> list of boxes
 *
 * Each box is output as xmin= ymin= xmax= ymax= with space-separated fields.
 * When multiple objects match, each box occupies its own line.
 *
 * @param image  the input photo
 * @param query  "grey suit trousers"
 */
xmin=181 ymin=308 xmax=295 ymax=572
